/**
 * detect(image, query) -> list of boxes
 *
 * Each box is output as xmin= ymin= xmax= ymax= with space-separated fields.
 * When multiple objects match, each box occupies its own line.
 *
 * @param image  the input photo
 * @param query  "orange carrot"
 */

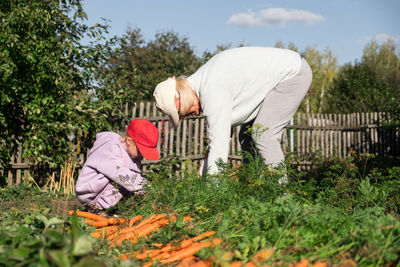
xmin=142 ymin=261 xmax=154 ymax=267
xmin=151 ymin=251 xmax=171 ymax=260
xmin=176 ymin=256 xmax=197 ymax=267
xmin=311 ymin=261 xmax=327 ymax=267
xmin=115 ymin=222 xmax=164 ymax=245
xmin=160 ymin=239 xmax=222 ymax=264
xmin=135 ymin=214 xmax=165 ymax=228
xmin=191 ymin=260 xmax=213 ymax=267
xmin=183 ymin=215 xmax=194 ymax=221
xmin=107 ymin=217 xmax=128 ymax=225
xmin=95 ymin=225 xmax=118 ymax=233
xmin=68 ymin=210 xmax=107 ymax=221
xmin=243 ymin=261 xmax=256 ymax=267
xmin=85 ymin=219 xmax=109 ymax=227
xmin=129 ymin=215 xmax=143 ymax=227
xmin=295 ymin=259 xmax=309 ymax=267
xmin=251 ymin=248 xmax=274 ymax=263
xmin=191 ymin=231 xmax=215 ymax=242
xmin=230 ymin=261 xmax=243 ymax=267
xmin=91 ymin=231 xmax=103 ymax=238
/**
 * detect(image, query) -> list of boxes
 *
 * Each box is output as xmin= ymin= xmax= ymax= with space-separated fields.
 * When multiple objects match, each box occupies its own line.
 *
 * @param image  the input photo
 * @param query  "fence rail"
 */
xmin=4 ymin=102 xmax=400 ymax=186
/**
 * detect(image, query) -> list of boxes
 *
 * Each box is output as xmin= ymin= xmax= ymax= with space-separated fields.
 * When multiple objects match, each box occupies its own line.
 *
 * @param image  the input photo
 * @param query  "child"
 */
xmin=76 ymin=118 xmax=159 ymax=213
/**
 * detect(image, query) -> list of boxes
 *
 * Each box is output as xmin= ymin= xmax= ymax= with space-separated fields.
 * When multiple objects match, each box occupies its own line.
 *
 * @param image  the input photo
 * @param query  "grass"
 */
xmin=0 ymin=152 xmax=399 ymax=266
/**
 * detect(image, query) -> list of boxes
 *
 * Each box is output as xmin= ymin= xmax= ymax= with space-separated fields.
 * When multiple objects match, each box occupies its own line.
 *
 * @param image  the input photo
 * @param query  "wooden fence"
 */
xmin=3 ymin=102 xmax=400 ymax=186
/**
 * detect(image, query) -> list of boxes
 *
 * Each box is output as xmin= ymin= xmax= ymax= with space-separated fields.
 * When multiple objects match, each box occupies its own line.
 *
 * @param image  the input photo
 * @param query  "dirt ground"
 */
xmin=0 ymin=198 xmax=85 ymax=218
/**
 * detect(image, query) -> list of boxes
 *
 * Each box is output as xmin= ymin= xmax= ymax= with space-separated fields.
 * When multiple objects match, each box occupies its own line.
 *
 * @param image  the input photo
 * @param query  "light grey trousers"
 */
xmin=239 ymin=57 xmax=312 ymax=167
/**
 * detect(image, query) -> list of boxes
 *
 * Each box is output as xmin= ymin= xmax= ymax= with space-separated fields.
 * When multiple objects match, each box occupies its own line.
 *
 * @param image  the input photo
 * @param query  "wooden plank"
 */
xmin=338 ymin=114 xmax=342 ymax=158
xmin=328 ymin=113 xmax=333 ymax=157
xmin=302 ymin=113 xmax=306 ymax=156
xmin=378 ymin=112 xmax=386 ymax=156
xmin=360 ymin=112 xmax=365 ymax=153
xmin=296 ymin=113 xmax=300 ymax=158
xmin=145 ymin=102 xmax=151 ymax=117
xmin=317 ymin=113 xmax=323 ymax=157
xmin=163 ymin=120 xmax=169 ymax=156
xmin=16 ymin=143 xmax=22 ymax=185
xmin=356 ymin=113 xmax=361 ymax=153
xmin=373 ymin=112 xmax=378 ymax=155
xmin=365 ymin=112 xmax=370 ymax=153
xmin=132 ymin=102 xmax=137 ymax=118
xmin=139 ymin=102 xmax=145 ymax=118
xmin=182 ymin=119 xmax=187 ymax=157
xmin=169 ymin=121 xmax=174 ymax=156
xmin=152 ymin=102 xmax=158 ymax=117
xmin=194 ymin=118 xmax=199 ymax=155
xmin=200 ymin=117 xmax=205 ymax=154
xmin=188 ymin=119 xmax=193 ymax=156
xmin=7 ymin=153 xmax=14 ymax=186
xmin=346 ymin=113 xmax=351 ymax=156
xmin=235 ymin=126 xmax=241 ymax=154
xmin=156 ymin=120 xmax=162 ymax=156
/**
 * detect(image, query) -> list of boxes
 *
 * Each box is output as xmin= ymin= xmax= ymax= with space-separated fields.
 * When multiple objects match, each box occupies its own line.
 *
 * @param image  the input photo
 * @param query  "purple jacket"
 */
xmin=76 ymin=132 xmax=147 ymax=209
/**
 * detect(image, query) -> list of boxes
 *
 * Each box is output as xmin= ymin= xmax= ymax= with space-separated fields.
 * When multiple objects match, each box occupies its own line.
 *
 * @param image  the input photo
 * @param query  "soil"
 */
xmin=0 ymin=198 xmax=85 ymax=218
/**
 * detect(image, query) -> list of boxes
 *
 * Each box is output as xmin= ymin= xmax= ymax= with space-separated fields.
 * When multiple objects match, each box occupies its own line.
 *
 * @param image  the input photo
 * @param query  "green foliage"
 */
xmin=324 ymin=39 xmax=400 ymax=113
xmin=274 ymin=41 xmax=339 ymax=113
xmin=95 ymin=28 xmax=202 ymax=107
xmin=0 ymin=155 xmax=399 ymax=266
xmin=0 ymin=208 xmax=102 ymax=266
xmin=0 ymin=0 xmax=112 ymax=177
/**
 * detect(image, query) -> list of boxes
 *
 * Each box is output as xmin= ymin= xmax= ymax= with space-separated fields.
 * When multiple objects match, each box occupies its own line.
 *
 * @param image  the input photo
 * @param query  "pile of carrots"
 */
xmin=68 ymin=210 xmax=339 ymax=267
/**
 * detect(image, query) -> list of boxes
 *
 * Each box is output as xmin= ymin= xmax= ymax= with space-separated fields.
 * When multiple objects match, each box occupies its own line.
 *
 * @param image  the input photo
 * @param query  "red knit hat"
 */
xmin=127 ymin=119 xmax=160 ymax=160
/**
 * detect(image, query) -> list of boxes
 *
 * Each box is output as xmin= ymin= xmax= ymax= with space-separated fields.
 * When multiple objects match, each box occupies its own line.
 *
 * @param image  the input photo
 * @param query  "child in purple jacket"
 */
xmin=76 ymin=119 xmax=159 ymax=212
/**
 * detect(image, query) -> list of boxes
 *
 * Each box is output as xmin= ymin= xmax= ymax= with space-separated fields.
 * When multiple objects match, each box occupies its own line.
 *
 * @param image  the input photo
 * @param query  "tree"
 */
xmin=324 ymin=39 xmax=400 ymax=113
xmin=0 ymin=0 xmax=110 ymax=180
xmin=274 ymin=42 xmax=338 ymax=113
xmin=96 ymin=28 xmax=202 ymax=108
xmin=302 ymin=47 xmax=338 ymax=113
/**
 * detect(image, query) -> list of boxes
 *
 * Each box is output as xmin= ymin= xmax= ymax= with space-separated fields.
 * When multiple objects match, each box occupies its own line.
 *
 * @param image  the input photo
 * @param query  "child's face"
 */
xmin=126 ymin=139 xmax=142 ymax=160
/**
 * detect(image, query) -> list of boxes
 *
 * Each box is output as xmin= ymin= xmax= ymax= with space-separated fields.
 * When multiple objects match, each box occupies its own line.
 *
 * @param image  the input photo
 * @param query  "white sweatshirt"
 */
xmin=187 ymin=47 xmax=302 ymax=174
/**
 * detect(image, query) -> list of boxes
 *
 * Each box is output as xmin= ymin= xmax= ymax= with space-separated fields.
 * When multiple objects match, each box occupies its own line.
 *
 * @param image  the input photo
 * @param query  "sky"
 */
xmin=82 ymin=0 xmax=400 ymax=66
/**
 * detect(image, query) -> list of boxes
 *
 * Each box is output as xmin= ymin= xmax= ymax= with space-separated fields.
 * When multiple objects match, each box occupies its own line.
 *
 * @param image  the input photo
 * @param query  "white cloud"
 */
xmin=227 ymin=8 xmax=326 ymax=28
xmin=373 ymin=33 xmax=400 ymax=42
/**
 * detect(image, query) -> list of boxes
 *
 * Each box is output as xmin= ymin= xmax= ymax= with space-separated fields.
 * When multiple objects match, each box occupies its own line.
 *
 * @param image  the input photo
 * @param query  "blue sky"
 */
xmin=82 ymin=0 xmax=400 ymax=66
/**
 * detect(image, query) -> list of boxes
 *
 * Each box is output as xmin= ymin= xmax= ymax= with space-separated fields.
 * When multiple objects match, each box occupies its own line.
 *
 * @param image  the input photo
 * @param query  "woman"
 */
xmin=154 ymin=46 xmax=312 ymax=175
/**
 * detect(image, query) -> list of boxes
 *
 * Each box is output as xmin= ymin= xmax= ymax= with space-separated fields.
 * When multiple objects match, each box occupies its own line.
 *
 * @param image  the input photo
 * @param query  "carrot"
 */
xmin=183 ymin=215 xmax=194 ymax=221
xmin=135 ymin=214 xmax=165 ymax=228
xmin=243 ymin=261 xmax=256 ymax=267
xmin=230 ymin=261 xmax=243 ymax=267
xmin=68 ymin=210 xmax=107 ymax=221
xmin=295 ymin=259 xmax=309 ymax=267
xmin=132 ymin=244 xmax=173 ymax=260
xmin=251 ymin=248 xmax=274 ymax=263
xmin=176 ymin=256 xmax=197 ymax=267
xmin=95 ymin=225 xmax=118 ymax=233
xmin=151 ymin=251 xmax=171 ymax=260
xmin=191 ymin=231 xmax=215 ymax=242
xmin=85 ymin=219 xmax=109 ymax=227
xmin=160 ymin=239 xmax=222 ymax=264
xmin=107 ymin=217 xmax=128 ymax=225
xmin=129 ymin=215 xmax=143 ymax=227
xmin=91 ymin=231 xmax=103 ymax=238
xmin=107 ymin=226 xmax=134 ymax=241
xmin=190 ymin=260 xmax=213 ymax=267
xmin=115 ymin=222 xmax=164 ymax=245
xmin=311 ymin=261 xmax=327 ymax=267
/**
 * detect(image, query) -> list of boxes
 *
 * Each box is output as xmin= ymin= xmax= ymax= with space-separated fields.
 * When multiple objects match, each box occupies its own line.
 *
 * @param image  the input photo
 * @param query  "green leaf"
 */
xmin=10 ymin=247 xmax=32 ymax=261
xmin=75 ymin=256 xmax=105 ymax=267
xmin=47 ymin=250 xmax=71 ymax=267
xmin=72 ymin=235 xmax=96 ymax=256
